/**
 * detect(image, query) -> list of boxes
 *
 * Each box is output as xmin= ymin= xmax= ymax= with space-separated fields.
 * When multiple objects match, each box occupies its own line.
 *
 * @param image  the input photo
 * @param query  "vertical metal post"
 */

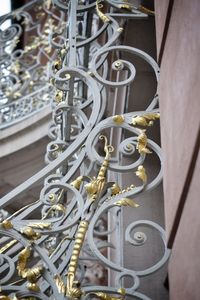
xmin=62 ymin=0 xmax=78 ymax=174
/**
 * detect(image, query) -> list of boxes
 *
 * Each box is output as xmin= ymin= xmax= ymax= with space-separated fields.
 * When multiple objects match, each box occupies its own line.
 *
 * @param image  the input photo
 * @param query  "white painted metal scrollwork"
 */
xmin=0 ymin=1 xmax=169 ymax=299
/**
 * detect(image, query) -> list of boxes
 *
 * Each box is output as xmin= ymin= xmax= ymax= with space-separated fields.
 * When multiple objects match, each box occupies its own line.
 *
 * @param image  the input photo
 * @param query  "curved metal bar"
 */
xmin=0 ymin=1 xmax=169 ymax=299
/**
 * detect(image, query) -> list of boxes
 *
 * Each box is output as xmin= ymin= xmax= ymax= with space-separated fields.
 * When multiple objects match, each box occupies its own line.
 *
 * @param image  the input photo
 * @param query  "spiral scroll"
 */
xmin=0 ymin=1 xmax=169 ymax=300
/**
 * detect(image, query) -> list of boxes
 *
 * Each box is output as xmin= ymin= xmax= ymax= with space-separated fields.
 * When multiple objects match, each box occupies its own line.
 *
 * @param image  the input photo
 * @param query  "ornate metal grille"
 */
xmin=0 ymin=1 xmax=170 ymax=299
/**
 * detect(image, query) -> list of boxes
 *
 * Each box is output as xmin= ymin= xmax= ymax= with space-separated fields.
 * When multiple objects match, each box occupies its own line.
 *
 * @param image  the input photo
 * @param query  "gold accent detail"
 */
xmin=114 ymin=198 xmax=139 ymax=208
xmin=135 ymin=165 xmax=147 ymax=183
xmin=25 ymin=266 xmax=43 ymax=291
xmin=48 ymin=193 xmax=55 ymax=202
xmin=1 ymin=220 xmax=13 ymax=229
xmin=114 ymin=60 xmax=122 ymax=69
xmin=54 ymin=58 xmax=62 ymax=70
xmin=112 ymin=115 xmax=124 ymax=124
xmin=53 ymin=203 xmax=66 ymax=212
xmin=42 ymin=204 xmax=66 ymax=220
xmin=55 ymin=90 xmax=64 ymax=103
xmin=66 ymin=220 xmax=88 ymax=296
xmin=85 ymin=135 xmax=114 ymax=201
xmin=94 ymin=289 xmax=125 ymax=300
xmin=2 ymin=296 xmax=18 ymax=300
xmin=111 ymin=183 xmax=122 ymax=195
xmin=96 ymin=0 xmax=110 ymax=23
xmin=118 ymin=4 xmax=132 ymax=11
xmin=26 ymin=282 xmax=40 ymax=292
xmin=17 ymin=247 xmax=43 ymax=292
xmin=110 ymin=183 xmax=135 ymax=198
xmin=132 ymin=113 xmax=160 ymax=127
xmin=118 ymin=288 xmax=126 ymax=295
xmin=66 ymin=286 xmax=82 ymax=299
xmin=0 ymin=240 xmax=17 ymax=254
xmin=54 ymin=274 xmax=66 ymax=294
xmin=20 ymin=226 xmax=41 ymax=240
xmin=70 ymin=176 xmax=83 ymax=190
xmin=27 ymin=222 xmax=52 ymax=230
xmin=136 ymin=130 xmax=152 ymax=154
xmin=17 ymin=246 xmax=31 ymax=276
xmin=85 ymin=181 xmax=98 ymax=198
xmin=138 ymin=5 xmax=155 ymax=16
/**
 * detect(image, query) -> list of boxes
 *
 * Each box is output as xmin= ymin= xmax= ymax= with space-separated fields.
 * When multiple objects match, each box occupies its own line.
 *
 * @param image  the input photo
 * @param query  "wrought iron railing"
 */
xmin=0 ymin=1 xmax=170 ymax=299
xmin=0 ymin=0 xmax=64 ymax=127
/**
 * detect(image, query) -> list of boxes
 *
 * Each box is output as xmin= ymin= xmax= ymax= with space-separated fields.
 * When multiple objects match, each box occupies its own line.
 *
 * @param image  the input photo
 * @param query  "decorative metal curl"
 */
xmin=0 ymin=1 xmax=169 ymax=299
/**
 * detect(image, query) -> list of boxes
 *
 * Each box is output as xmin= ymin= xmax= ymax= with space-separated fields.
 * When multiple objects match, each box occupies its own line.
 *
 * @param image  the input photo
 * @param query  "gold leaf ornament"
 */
xmin=52 ymin=203 xmax=66 ymax=213
xmin=114 ymin=198 xmax=139 ymax=208
xmin=138 ymin=4 xmax=155 ymax=16
xmin=94 ymin=292 xmax=112 ymax=300
xmin=118 ymin=4 xmax=132 ymax=11
xmin=136 ymin=130 xmax=152 ymax=154
xmin=66 ymin=287 xmax=82 ymax=299
xmin=26 ymin=282 xmax=41 ymax=292
xmin=66 ymin=220 xmax=89 ymax=296
xmin=85 ymin=180 xmax=98 ymax=197
xmin=112 ymin=115 xmax=125 ymax=125
xmin=1 ymin=220 xmax=13 ymax=229
xmin=0 ymin=239 xmax=17 ymax=254
xmin=70 ymin=176 xmax=83 ymax=190
xmin=96 ymin=0 xmax=110 ymax=23
xmin=27 ymin=222 xmax=52 ymax=230
xmin=135 ymin=165 xmax=147 ymax=183
xmin=94 ymin=290 xmax=125 ymax=300
xmin=20 ymin=226 xmax=41 ymax=240
xmin=17 ymin=247 xmax=43 ymax=292
xmin=26 ymin=265 xmax=43 ymax=283
xmin=111 ymin=183 xmax=122 ymax=195
xmin=17 ymin=246 xmax=31 ymax=276
xmin=42 ymin=203 xmax=66 ymax=219
xmin=132 ymin=113 xmax=160 ymax=127
xmin=54 ymin=274 xmax=66 ymax=294
xmin=55 ymin=90 xmax=63 ymax=103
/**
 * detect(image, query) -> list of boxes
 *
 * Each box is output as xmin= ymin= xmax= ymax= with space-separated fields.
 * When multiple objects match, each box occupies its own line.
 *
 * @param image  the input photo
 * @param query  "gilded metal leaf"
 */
xmin=136 ymin=131 xmax=152 ymax=154
xmin=111 ymin=183 xmax=122 ymax=195
xmin=20 ymin=226 xmax=41 ymax=240
xmin=0 ymin=296 xmax=12 ymax=300
xmin=114 ymin=198 xmax=139 ymax=208
xmin=17 ymin=247 xmax=31 ymax=276
xmin=0 ymin=240 xmax=17 ymax=254
xmin=28 ymin=222 xmax=52 ymax=229
xmin=135 ymin=165 xmax=147 ymax=183
xmin=96 ymin=0 xmax=110 ymax=23
xmin=132 ymin=113 xmax=160 ymax=127
xmin=94 ymin=292 xmax=112 ymax=300
xmin=54 ymin=274 xmax=66 ymax=294
xmin=52 ymin=203 xmax=66 ymax=213
xmin=94 ymin=291 xmax=125 ymax=300
xmin=70 ymin=176 xmax=83 ymax=190
xmin=1 ymin=220 xmax=13 ymax=229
